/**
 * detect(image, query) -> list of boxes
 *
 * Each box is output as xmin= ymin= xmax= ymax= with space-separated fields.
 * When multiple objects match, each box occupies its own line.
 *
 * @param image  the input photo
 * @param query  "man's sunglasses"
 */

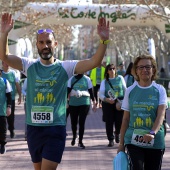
xmin=37 ymin=29 xmax=53 ymax=34
xmin=37 ymin=29 xmax=56 ymax=39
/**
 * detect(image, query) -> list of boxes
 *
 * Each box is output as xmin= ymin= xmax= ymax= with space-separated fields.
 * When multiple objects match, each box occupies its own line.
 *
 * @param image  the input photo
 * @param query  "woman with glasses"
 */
xmin=99 ymin=64 xmax=126 ymax=147
xmin=0 ymin=13 xmax=109 ymax=170
xmin=117 ymin=54 xmax=167 ymax=170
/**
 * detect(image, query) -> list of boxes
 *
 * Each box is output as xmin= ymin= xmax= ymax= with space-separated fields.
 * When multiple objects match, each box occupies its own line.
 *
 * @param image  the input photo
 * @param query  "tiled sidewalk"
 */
xmin=0 ymin=102 xmax=170 ymax=170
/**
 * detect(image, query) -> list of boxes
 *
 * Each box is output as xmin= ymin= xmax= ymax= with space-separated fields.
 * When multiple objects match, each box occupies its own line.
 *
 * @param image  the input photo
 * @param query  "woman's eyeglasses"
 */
xmin=37 ymin=29 xmax=53 ymax=34
xmin=137 ymin=65 xmax=153 ymax=70
xmin=108 ymin=68 xmax=115 ymax=71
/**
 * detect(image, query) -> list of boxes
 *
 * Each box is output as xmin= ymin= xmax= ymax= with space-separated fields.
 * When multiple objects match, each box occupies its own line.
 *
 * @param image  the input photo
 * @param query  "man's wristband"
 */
xmin=7 ymin=105 xmax=11 ymax=108
xmin=100 ymin=39 xmax=110 ymax=45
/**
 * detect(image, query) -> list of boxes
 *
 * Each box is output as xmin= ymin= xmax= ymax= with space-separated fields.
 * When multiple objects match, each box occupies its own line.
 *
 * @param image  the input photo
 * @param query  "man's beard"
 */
xmin=38 ymin=48 xmax=53 ymax=60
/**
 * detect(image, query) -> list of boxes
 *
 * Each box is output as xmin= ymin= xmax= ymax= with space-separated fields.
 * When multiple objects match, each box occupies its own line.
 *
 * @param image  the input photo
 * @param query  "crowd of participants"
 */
xmin=0 ymin=12 xmax=168 ymax=170
xmin=0 ymin=56 xmax=169 ymax=167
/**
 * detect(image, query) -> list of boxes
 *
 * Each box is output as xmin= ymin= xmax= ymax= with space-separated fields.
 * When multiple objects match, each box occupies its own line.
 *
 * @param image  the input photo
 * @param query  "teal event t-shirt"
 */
xmin=122 ymin=81 xmax=167 ymax=149
xmin=21 ymin=58 xmax=78 ymax=126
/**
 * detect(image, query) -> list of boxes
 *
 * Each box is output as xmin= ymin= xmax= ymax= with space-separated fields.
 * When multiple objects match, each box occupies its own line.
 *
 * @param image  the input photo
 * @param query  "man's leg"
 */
xmin=33 ymin=162 xmax=41 ymax=170
xmin=33 ymin=159 xmax=58 ymax=170
xmin=41 ymin=158 xmax=58 ymax=170
xmin=27 ymin=125 xmax=65 ymax=170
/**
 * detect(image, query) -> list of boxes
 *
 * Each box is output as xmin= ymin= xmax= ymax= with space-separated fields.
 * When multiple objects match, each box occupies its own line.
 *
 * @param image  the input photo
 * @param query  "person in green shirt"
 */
xmin=0 ymin=70 xmax=12 ymax=154
xmin=0 ymin=13 xmax=110 ymax=170
xmin=2 ymin=62 xmax=21 ymax=138
xmin=117 ymin=62 xmax=126 ymax=77
xmin=99 ymin=64 xmax=127 ymax=147
xmin=118 ymin=54 xmax=167 ymax=170
xmin=67 ymin=74 xmax=96 ymax=149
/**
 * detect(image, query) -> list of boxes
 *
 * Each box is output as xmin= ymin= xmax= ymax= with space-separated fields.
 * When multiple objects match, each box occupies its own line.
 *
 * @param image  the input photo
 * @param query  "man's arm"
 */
xmin=75 ymin=18 xmax=109 ymax=74
xmin=0 ymin=13 xmax=23 ymax=71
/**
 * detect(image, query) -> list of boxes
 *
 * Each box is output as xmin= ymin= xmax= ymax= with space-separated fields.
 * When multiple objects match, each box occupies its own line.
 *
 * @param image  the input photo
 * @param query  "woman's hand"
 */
xmin=117 ymin=144 xmax=125 ymax=154
xmin=143 ymin=134 xmax=154 ymax=143
xmin=105 ymin=97 xmax=115 ymax=104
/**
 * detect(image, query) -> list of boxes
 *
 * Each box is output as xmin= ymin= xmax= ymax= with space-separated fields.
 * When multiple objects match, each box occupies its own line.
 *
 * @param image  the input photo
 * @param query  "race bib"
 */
xmin=131 ymin=129 xmax=154 ymax=147
xmin=31 ymin=106 xmax=54 ymax=124
xmin=108 ymin=90 xmax=116 ymax=100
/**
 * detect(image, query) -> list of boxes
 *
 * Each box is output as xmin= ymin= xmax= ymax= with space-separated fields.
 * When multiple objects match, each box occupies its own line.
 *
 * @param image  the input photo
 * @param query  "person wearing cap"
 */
xmin=0 ymin=13 xmax=110 ymax=170
xmin=117 ymin=62 xmax=126 ymax=77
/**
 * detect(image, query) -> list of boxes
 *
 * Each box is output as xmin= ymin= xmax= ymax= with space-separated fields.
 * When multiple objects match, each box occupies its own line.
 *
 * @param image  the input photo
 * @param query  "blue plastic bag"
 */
xmin=113 ymin=151 xmax=129 ymax=170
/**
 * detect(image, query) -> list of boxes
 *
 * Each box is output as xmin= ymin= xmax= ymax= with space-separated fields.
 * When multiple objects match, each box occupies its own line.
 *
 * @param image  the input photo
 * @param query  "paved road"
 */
xmin=1 ymin=101 xmax=170 ymax=170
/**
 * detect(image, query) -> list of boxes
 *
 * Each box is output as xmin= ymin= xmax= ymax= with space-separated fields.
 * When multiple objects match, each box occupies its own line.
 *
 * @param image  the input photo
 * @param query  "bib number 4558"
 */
xmin=31 ymin=112 xmax=53 ymax=123
xmin=33 ymin=113 xmax=51 ymax=120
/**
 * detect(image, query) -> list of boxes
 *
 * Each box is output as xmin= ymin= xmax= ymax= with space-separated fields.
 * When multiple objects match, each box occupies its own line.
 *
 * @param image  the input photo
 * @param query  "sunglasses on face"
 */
xmin=136 ymin=65 xmax=153 ymax=70
xmin=108 ymin=68 xmax=115 ymax=71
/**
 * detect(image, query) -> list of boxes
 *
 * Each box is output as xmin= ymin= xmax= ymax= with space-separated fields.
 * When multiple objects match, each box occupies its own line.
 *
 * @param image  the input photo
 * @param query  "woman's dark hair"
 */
xmin=124 ymin=62 xmax=133 ymax=76
xmin=104 ymin=64 xmax=117 ymax=81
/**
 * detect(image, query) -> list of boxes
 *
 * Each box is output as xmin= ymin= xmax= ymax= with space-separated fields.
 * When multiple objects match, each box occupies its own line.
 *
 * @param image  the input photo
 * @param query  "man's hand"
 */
xmin=1 ymin=13 xmax=14 ymax=34
xmin=97 ymin=17 xmax=109 ymax=41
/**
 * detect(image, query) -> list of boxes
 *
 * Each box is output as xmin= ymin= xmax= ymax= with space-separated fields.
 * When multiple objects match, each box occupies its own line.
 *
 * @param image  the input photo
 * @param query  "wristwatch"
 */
xmin=149 ymin=130 xmax=156 ymax=138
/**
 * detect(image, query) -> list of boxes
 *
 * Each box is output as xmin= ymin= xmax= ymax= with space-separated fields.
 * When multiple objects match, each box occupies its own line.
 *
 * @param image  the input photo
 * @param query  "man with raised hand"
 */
xmin=0 ymin=13 xmax=109 ymax=170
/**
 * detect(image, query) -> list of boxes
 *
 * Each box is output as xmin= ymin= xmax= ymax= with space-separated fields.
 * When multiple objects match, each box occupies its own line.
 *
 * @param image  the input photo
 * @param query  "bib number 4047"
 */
xmin=134 ymin=135 xmax=151 ymax=144
xmin=131 ymin=133 xmax=154 ymax=147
